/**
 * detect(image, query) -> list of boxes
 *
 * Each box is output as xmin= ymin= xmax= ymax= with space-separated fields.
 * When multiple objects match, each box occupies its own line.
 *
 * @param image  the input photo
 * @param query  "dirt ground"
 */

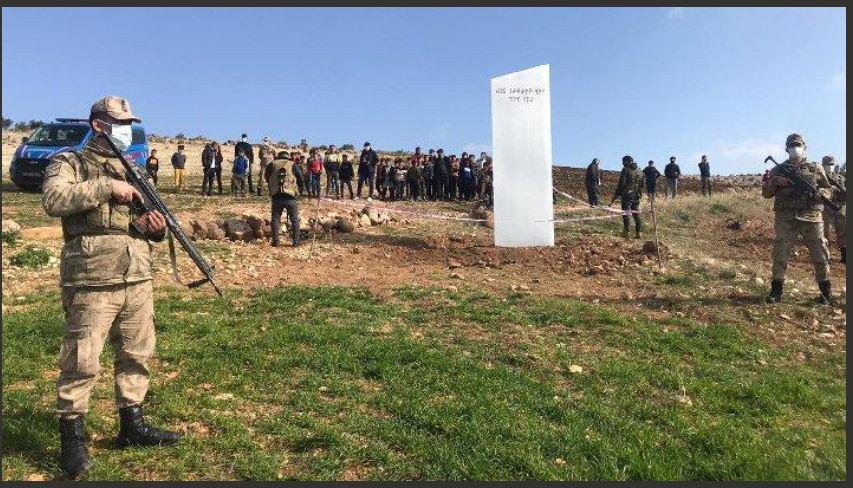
xmin=2 ymin=172 xmax=846 ymax=357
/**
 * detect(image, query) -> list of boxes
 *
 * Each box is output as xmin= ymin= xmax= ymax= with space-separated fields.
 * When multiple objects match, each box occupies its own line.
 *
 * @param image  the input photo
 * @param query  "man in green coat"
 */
xmin=611 ymin=155 xmax=645 ymax=239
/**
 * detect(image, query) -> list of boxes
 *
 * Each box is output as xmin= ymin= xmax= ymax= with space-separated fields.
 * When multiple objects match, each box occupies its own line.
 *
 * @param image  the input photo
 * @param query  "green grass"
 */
xmin=2 ymin=229 xmax=21 ymax=246
xmin=9 ymin=245 xmax=52 ymax=268
xmin=2 ymin=285 xmax=845 ymax=481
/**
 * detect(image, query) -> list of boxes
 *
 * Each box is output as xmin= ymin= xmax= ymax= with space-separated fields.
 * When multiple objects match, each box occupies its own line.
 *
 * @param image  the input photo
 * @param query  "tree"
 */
xmin=27 ymin=120 xmax=45 ymax=130
xmin=14 ymin=121 xmax=28 ymax=131
xmin=175 ymin=133 xmax=186 ymax=140
xmin=2 ymin=117 xmax=13 ymax=130
xmin=341 ymin=144 xmax=355 ymax=151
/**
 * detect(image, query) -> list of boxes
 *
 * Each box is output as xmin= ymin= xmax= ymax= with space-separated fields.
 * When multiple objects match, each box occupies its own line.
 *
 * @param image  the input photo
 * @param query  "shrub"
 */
xmin=709 ymin=202 xmax=732 ymax=214
xmin=10 ymin=245 xmax=51 ymax=268
xmin=175 ymin=133 xmax=186 ymax=140
xmin=14 ymin=121 xmax=28 ymax=131
xmin=341 ymin=144 xmax=355 ymax=151
xmin=1 ymin=230 xmax=21 ymax=246
xmin=2 ymin=117 xmax=12 ymax=130
xmin=27 ymin=120 xmax=45 ymax=130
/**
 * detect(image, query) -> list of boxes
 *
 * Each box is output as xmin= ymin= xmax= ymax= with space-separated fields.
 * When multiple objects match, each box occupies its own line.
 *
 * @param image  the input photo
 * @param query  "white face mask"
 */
xmin=787 ymin=146 xmax=805 ymax=159
xmin=107 ymin=123 xmax=133 ymax=151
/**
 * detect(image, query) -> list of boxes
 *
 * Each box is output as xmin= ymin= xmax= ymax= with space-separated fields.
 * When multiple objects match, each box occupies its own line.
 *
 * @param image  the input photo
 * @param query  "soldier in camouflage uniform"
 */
xmin=256 ymin=137 xmax=276 ymax=196
xmin=762 ymin=134 xmax=836 ymax=305
xmin=610 ymin=155 xmax=645 ymax=239
xmin=821 ymin=155 xmax=846 ymax=264
xmin=41 ymin=96 xmax=181 ymax=478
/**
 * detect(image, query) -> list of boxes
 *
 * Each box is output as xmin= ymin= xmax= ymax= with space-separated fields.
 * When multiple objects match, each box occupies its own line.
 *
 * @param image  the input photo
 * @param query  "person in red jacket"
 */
xmin=308 ymin=148 xmax=323 ymax=197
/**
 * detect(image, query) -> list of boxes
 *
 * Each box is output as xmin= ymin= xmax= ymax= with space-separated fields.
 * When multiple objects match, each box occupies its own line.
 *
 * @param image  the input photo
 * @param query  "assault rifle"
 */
xmin=764 ymin=155 xmax=840 ymax=213
xmin=99 ymin=133 xmax=224 ymax=296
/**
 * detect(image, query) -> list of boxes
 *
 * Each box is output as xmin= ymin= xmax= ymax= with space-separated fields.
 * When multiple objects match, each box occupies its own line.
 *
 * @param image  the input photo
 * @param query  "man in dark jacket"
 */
xmin=664 ymin=156 xmax=681 ymax=199
xmin=585 ymin=158 xmax=601 ymax=207
xmin=642 ymin=160 xmax=661 ymax=201
xmin=432 ymin=149 xmax=449 ymax=201
xmin=422 ymin=157 xmax=434 ymax=199
xmin=357 ymin=141 xmax=378 ymax=199
xmin=235 ymin=134 xmax=255 ymax=193
xmin=611 ymin=155 xmax=644 ymax=239
xmin=171 ymin=144 xmax=187 ymax=190
xmin=201 ymin=143 xmax=215 ymax=196
xmin=698 ymin=155 xmax=712 ymax=197
xmin=339 ymin=154 xmax=355 ymax=199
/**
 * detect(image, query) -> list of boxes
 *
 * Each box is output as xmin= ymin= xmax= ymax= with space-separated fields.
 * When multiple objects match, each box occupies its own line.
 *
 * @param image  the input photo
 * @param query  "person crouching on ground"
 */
xmin=265 ymin=152 xmax=301 ymax=247
xmin=611 ymin=155 xmax=644 ymax=239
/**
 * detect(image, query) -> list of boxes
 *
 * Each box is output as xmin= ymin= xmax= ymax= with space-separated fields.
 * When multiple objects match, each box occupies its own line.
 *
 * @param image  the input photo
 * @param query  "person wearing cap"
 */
xmin=761 ymin=133 xmax=836 ymax=305
xmin=235 ymin=133 xmax=255 ymax=194
xmin=698 ymin=155 xmax=712 ymax=197
xmin=610 ymin=155 xmax=645 ymax=239
xmin=642 ymin=160 xmax=661 ymax=201
xmin=821 ymin=155 xmax=846 ymax=263
xmin=256 ymin=137 xmax=276 ymax=196
xmin=357 ymin=142 xmax=378 ymax=199
xmin=41 ymin=96 xmax=181 ymax=478
xmin=585 ymin=158 xmax=601 ymax=207
xmin=664 ymin=156 xmax=681 ymax=199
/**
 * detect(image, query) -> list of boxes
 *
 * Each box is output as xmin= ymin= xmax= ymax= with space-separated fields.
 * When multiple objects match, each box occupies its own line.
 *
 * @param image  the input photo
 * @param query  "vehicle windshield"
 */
xmin=26 ymin=124 xmax=90 ymax=147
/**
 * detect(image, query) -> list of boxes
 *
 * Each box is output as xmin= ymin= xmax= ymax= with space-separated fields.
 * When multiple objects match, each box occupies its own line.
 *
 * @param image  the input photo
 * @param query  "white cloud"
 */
xmin=685 ymin=135 xmax=788 ymax=175
xmin=461 ymin=142 xmax=491 ymax=156
xmin=830 ymin=72 xmax=845 ymax=91
xmin=667 ymin=7 xmax=685 ymax=20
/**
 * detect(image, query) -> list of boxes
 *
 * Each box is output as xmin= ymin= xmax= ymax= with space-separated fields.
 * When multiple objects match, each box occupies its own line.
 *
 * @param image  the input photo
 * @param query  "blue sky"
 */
xmin=2 ymin=7 xmax=846 ymax=174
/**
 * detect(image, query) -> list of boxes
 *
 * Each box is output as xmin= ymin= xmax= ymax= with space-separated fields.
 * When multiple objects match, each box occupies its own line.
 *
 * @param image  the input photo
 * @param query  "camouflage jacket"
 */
xmin=42 ymin=139 xmax=157 ymax=287
xmin=265 ymin=158 xmax=296 ymax=197
xmin=761 ymin=158 xmax=831 ymax=222
xmin=258 ymin=144 xmax=276 ymax=165
xmin=827 ymin=171 xmax=846 ymax=216
xmin=612 ymin=162 xmax=644 ymax=201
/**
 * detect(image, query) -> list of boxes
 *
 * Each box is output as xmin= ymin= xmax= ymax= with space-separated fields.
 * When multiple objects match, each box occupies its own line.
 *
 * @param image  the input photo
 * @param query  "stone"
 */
xmin=359 ymin=214 xmax=372 ymax=228
xmin=2 ymin=218 xmax=21 ymax=235
xmin=642 ymin=240 xmax=658 ymax=254
xmin=20 ymin=227 xmax=63 ymax=240
xmin=336 ymin=218 xmax=356 ymax=233
xmin=207 ymin=221 xmax=226 ymax=240
xmin=725 ymin=218 xmax=742 ymax=230
xmin=190 ymin=220 xmax=208 ymax=240
xmin=223 ymin=218 xmax=250 ymax=241
xmin=448 ymin=259 xmax=463 ymax=269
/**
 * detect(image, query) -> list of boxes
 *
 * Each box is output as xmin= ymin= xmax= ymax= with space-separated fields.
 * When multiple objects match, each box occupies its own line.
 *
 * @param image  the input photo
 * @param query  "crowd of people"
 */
xmin=149 ymin=139 xmax=496 ymax=207
xmin=583 ymin=154 xmax=713 ymax=208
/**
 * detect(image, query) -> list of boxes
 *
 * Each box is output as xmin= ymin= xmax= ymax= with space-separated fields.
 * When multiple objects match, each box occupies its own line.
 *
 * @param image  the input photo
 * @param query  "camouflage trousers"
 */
xmin=771 ymin=217 xmax=830 ymax=283
xmin=56 ymin=281 xmax=155 ymax=417
xmin=822 ymin=208 xmax=846 ymax=250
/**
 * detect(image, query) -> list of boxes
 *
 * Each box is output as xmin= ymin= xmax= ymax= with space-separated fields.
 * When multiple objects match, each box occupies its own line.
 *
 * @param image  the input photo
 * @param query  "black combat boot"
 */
xmin=766 ymin=279 xmax=784 ymax=303
xmin=817 ymin=281 xmax=837 ymax=307
xmin=116 ymin=405 xmax=181 ymax=448
xmin=59 ymin=416 xmax=92 ymax=479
